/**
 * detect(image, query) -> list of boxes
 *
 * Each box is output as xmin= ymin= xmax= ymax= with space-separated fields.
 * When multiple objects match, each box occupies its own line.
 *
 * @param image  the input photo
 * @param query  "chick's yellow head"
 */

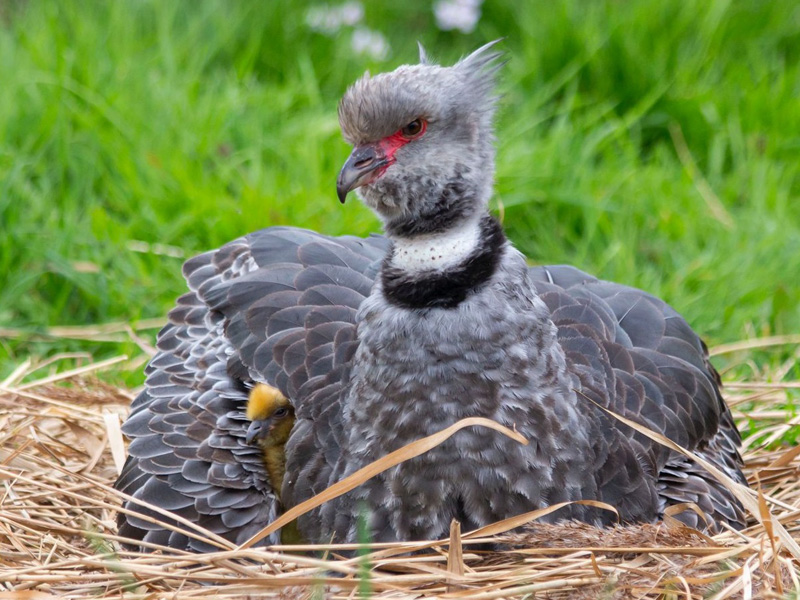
xmin=246 ymin=383 xmax=290 ymax=421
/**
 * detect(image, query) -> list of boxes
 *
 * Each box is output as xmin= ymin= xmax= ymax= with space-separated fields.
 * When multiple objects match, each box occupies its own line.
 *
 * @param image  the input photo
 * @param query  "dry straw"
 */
xmin=0 ymin=336 xmax=798 ymax=599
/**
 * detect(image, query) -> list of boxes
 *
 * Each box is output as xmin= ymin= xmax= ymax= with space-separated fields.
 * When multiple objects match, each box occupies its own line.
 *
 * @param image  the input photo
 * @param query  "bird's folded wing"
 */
xmin=118 ymin=227 xmax=388 ymax=551
xmin=529 ymin=264 xmax=745 ymax=528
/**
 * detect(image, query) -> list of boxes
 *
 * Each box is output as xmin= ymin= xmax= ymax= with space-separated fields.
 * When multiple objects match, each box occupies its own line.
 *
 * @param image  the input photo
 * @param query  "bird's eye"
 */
xmin=401 ymin=119 xmax=425 ymax=139
xmin=273 ymin=407 xmax=288 ymax=418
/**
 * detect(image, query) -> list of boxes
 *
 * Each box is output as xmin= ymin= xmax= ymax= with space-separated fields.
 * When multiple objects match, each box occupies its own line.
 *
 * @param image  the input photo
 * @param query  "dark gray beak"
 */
xmin=245 ymin=420 xmax=265 ymax=445
xmin=336 ymin=143 xmax=388 ymax=204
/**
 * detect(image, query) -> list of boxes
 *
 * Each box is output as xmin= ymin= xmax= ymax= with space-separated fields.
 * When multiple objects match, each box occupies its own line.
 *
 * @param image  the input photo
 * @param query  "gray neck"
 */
xmin=379 ymin=160 xmax=493 ymax=238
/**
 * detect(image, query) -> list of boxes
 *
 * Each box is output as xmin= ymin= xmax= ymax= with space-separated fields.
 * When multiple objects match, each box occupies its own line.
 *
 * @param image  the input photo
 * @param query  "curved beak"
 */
xmin=245 ymin=420 xmax=266 ymax=445
xmin=336 ymin=143 xmax=389 ymax=204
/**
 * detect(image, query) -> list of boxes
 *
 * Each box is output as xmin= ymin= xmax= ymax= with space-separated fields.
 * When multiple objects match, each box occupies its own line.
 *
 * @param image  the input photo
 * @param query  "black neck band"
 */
xmin=380 ymin=215 xmax=506 ymax=310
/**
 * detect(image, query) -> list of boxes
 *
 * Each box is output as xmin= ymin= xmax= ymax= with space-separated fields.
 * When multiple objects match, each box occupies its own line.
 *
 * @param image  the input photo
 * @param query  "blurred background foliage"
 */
xmin=0 ymin=0 xmax=798 ymax=384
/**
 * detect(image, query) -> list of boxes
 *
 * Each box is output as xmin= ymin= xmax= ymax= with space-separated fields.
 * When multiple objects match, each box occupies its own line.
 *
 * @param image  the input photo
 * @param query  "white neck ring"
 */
xmin=390 ymin=219 xmax=482 ymax=274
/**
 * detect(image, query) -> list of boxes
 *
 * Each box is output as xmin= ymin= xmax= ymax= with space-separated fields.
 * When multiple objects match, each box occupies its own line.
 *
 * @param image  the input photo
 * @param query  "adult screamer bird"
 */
xmin=115 ymin=41 xmax=747 ymax=552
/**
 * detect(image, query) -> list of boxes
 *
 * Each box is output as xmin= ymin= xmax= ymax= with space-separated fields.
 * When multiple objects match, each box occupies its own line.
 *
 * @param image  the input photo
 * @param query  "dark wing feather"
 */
xmin=530 ymin=265 xmax=745 ymax=529
xmin=115 ymin=228 xmax=388 ymax=552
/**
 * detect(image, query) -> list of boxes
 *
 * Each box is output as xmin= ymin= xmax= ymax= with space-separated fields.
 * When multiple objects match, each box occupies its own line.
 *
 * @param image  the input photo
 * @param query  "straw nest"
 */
xmin=1 ymin=335 xmax=799 ymax=599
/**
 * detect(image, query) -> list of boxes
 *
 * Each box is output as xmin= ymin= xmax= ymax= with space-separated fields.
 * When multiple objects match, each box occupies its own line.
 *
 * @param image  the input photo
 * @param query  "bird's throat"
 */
xmin=381 ymin=214 xmax=506 ymax=309
xmin=390 ymin=218 xmax=483 ymax=274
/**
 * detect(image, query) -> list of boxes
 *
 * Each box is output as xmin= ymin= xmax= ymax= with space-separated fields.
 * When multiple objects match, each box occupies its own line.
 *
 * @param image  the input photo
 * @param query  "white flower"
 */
xmin=351 ymin=28 xmax=390 ymax=60
xmin=306 ymin=2 xmax=365 ymax=35
xmin=339 ymin=1 xmax=365 ymax=26
xmin=434 ymin=0 xmax=483 ymax=34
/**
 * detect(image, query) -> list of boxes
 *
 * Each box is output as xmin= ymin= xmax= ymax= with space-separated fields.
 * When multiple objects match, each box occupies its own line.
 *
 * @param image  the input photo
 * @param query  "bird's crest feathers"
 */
xmin=417 ymin=41 xmax=430 ymax=65
xmin=454 ymin=39 xmax=504 ymax=96
xmin=338 ymin=39 xmax=505 ymax=144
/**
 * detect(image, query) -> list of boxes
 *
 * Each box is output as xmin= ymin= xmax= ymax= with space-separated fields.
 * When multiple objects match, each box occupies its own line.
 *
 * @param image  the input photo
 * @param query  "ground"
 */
xmin=0 ymin=351 xmax=798 ymax=598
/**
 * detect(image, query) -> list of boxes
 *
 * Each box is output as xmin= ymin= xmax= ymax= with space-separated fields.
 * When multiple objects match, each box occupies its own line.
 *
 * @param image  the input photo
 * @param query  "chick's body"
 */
xmin=246 ymin=384 xmax=295 ymax=501
xmin=245 ymin=384 xmax=303 ymax=545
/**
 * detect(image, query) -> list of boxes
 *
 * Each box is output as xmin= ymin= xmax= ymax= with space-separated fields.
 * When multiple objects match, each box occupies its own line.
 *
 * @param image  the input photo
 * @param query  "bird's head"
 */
xmin=245 ymin=384 xmax=295 ymax=447
xmin=337 ymin=40 xmax=503 ymax=237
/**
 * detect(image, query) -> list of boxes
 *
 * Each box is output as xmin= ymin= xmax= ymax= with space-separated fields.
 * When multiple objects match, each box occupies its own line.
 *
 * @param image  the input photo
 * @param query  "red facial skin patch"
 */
xmin=372 ymin=120 xmax=428 ymax=179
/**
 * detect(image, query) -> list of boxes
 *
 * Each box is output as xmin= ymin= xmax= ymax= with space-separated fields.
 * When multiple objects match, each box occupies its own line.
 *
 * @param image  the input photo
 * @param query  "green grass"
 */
xmin=1 ymin=0 xmax=798 ymax=384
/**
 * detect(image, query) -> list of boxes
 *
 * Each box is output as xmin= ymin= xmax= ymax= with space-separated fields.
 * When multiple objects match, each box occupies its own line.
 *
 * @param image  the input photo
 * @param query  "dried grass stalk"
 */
xmin=0 ymin=351 xmax=798 ymax=599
